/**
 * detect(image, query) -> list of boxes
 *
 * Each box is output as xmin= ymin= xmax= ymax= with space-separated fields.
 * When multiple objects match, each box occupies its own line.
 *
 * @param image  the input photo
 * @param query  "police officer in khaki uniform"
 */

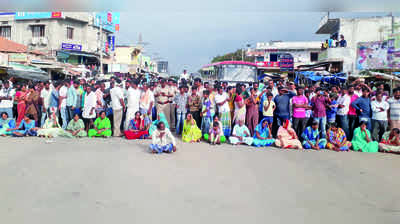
xmin=154 ymin=79 xmax=172 ymax=126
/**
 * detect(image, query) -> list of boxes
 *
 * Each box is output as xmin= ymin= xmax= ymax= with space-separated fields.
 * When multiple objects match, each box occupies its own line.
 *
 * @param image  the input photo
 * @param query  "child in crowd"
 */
xmin=262 ymin=93 xmax=275 ymax=129
xmin=201 ymin=90 xmax=214 ymax=135
xmin=209 ymin=122 xmax=222 ymax=145
xmin=327 ymin=93 xmax=339 ymax=126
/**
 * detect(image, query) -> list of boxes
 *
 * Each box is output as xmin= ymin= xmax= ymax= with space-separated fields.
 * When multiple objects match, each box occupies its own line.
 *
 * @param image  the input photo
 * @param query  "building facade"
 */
xmin=0 ymin=12 xmax=119 ymax=70
xmin=157 ymin=61 xmax=168 ymax=73
xmin=316 ymin=15 xmax=400 ymax=75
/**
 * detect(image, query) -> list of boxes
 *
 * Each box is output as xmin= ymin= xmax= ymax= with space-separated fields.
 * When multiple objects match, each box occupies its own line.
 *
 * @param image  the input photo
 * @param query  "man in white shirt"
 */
xmin=179 ymin=69 xmax=189 ymax=82
xmin=125 ymin=79 xmax=141 ymax=130
xmin=59 ymin=81 xmax=69 ymax=129
xmin=110 ymin=81 xmax=126 ymax=137
xmin=0 ymin=81 xmax=15 ymax=118
xmin=371 ymin=92 xmax=389 ymax=141
xmin=82 ymin=86 xmax=96 ymax=132
xmin=40 ymin=82 xmax=51 ymax=127
xmin=336 ymin=89 xmax=351 ymax=138
xmin=139 ymin=82 xmax=154 ymax=124
xmin=214 ymin=86 xmax=231 ymax=137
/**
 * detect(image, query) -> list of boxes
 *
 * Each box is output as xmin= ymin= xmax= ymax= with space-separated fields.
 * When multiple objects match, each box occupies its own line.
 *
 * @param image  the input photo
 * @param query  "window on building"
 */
xmin=67 ymin=27 xmax=74 ymax=39
xmin=270 ymin=54 xmax=278 ymax=62
xmin=0 ymin=26 xmax=11 ymax=39
xmin=31 ymin=25 xmax=45 ymax=37
xmin=310 ymin=52 xmax=319 ymax=62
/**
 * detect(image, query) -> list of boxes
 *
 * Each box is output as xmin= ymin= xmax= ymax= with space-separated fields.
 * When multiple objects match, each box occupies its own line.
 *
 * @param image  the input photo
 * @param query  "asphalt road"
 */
xmin=0 ymin=137 xmax=400 ymax=224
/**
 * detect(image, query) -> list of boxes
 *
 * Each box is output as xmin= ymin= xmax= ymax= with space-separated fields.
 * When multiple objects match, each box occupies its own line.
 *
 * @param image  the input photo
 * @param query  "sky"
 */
xmin=115 ymin=11 xmax=397 ymax=75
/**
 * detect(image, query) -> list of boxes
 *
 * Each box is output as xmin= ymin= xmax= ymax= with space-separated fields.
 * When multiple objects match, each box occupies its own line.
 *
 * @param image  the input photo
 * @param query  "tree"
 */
xmin=211 ymin=49 xmax=255 ymax=63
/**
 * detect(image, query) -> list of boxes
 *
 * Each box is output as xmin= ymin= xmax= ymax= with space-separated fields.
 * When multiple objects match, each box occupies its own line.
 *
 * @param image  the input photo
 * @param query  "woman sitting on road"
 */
xmin=149 ymin=112 xmax=169 ymax=137
xmin=229 ymin=119 xmax=253 ymax=145
xmin=275 ymin=119 xmax=302 ymax=149
xmin=0 ymin=112 xmax=16 ymax=136
xmin=66 ymin=113 xmax=88 ymax=138
xmin=124 ymin=111 xmax=150 ymax=140
xmin=352 ymin=121 xmax=379 ymax=153
xmin=37 ymin=111 xmax=70 ymax=138
xmin=252 ymin=118 xmax=275 ymax=147
xmin=302 ymin=121 xmax=327 ymax=150
xmin=182 ymin=113 xmax=202 ymax=143
xmin=326 ymin=123 xmax=352 ymax=151
xmin=88 ymin=111 xmax=112 ymax=138
xmin=9 ymin=114 xmax=38 ymax=137
xmin=204 ymin=115 xmax=226 ymax=144
xmin=150 ymin=121 xmax=177 ymax=154
xmin=379 ymin=128 xmax=400 ymax=153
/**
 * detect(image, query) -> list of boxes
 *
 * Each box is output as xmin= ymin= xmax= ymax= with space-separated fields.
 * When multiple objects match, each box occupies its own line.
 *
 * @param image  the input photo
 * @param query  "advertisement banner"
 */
xmin=280 ymin=54 xmax=294 ymax=72
xmin=8 ymin=53 xmax=28 ymax=63
xmin=388 ymin=33 xmax=400 ymax=69
xmin=15 ymin=12 xmax=62 ymax=20
xmin=107 ymin=36 xmax=115 ymax=51
xmin=256 ymin=61 xmax=280 ymax=68
xmin=356 ymin=41 xmax=389 ymax=70
xmin=0 ymin=53 xmax=8 ymax=67
xmin=94 ymin=12 xmax=120 ymax=33
xmin=61 ymin=43 xmax=82 ymax=51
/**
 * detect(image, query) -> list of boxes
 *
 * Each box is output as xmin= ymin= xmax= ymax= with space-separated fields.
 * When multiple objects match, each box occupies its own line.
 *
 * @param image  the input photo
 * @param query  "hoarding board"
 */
xmin=15 ymin=12 xmax=62 ymax=20
xmin=356 ymin=41 xmax=389 ymax=70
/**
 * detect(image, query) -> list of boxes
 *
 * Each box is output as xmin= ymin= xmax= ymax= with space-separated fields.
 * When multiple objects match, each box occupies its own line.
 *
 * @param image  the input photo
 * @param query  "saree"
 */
xmin=149 ymin=113 xmax=170 ymax=136
xmin=37 ymin=118 xmax=71 ymax=138
xmin=379 ymin=131 xmax=400 ymax=152
xmin=302 ymin=127 xmax=327 ymax=149
xmin=13 ymin=120 xmax=37 ymax=136
xmin=275 ymin=123 xmax=302 ymax=149
xmin=326 ymin=128 xmax=352 ymax=151
xmin=124 ymin=118 xmax=149 ymax=140
xmin=233 ymin=95 xmax=246 ymax=125
xmin=15 ymin=91 xmax=27 ymax=125
xmin=253 ymin=118 xmax=275 ymax=147
xmin=182 ymin=119 xmax=202 ymax=142
xmin=0 ymin=118 xmax=16 ymax=136
xmin=229 ymin=124 xmax=253 ymax=145
xmin=88 ymin=117 xmax=112 ymax=137
xmin=66 ymin=119 xmax=88 ymax=137
xmin=351 ymin=127 xmax=378 ymax=153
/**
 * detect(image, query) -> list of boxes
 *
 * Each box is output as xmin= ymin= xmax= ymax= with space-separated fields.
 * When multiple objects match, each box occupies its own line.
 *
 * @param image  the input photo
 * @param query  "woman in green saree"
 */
xmin=66 ymin=113 xmax=88 ymax=138
xmin=182 ymin=113 xmax=202 ymax=143
xmin=88 ymin=111 xmax=112 ymax=138
xmin=352 ymin=121 xmax=379 ymax=153
xmin=148 ymin=113 xmax=169 ymax=136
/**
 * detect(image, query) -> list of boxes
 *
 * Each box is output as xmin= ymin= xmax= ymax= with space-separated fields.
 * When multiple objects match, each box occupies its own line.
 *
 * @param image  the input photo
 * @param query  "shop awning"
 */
xmin=7 ymin=62 xmax=48 ymax=81
xmin=57 ymin=51 xmax=98 ymax=59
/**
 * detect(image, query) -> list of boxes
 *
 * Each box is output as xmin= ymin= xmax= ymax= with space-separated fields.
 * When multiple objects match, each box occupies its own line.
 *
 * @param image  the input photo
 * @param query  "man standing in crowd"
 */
xmin=139 ymin=82 xmax=154 ymax=122
xmin=352 ymin=88 xmax=372 ymax=131
xmin=125 ymin=79 xmax=141 ymax=130
xmin=311 ymin=88 xmax=330 ymax=138
xmin=173 ymin=86 xmax=188 ymax=135
xmin=274 ymin=87 xmax=294 ymax=128
xmin=59 ymin=81 xmax=69 ymax=129
xmin=168 ymin=79 xmax=178 ymax=131
xmin=154 ymin=79 xmax=172 ymax=126
xmin=66 ymin=80 xmax=77 ymax=124
xmin=0 ymin=81 xmax=15 ymax=119
xmin=95 ymin=82 xmax=105 ymax=116
xmin=188 ymin=87 xmax=202 ymax=128
xmin=215 ymin=86 xmax=231 ymax=137
xmin=82 ymin=85 xmax=96 ymax=132
xmin=336 ymin=88 xmax=351 ymax=138
xmin=292 ymin=87 xmax=309 ymax=139
xmin=347 ymin=85 xmax=359 ymax=140
xmin=371 ymin=92 xmax=389 ymax=141
xmin=110 ymin=81 xmax=125 ymax=137
xmin=40 ymin=82 xmax=51 ymax=126
xmin=388 ymin=88 xmax=400 ymax=130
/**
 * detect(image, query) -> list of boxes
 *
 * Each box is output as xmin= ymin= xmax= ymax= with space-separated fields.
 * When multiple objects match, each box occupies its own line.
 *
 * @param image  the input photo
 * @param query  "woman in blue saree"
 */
xmin=253 ymin=118 xmax=275 ymax=147
xmin=9 ymin=114 xmax=38 ymax=137
xmin=302 ymin=120 xmax=327 ymax=150
xmin=0 ymin=112 xmax=16 ymax=136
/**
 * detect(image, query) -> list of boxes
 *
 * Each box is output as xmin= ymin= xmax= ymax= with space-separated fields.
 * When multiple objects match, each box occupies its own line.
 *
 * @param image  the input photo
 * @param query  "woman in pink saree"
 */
xmin=275 ymin=119 xmax=303 ymax=150
xmin=15 ymin=85 xmax=27 ymax=126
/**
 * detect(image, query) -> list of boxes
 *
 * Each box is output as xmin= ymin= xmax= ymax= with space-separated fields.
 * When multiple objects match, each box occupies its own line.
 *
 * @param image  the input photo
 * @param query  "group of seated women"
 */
xmin=2 ymin=109 xmax=400 ymax=155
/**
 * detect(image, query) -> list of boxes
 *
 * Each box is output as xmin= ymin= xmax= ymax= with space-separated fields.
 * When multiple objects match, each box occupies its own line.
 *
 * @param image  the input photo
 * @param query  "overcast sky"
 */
xmin=115 ymin=12 xmax=395 ymax=74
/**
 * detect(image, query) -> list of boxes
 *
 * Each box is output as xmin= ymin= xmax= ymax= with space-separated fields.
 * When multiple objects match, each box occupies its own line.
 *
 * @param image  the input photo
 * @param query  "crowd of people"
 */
xmin=1 ymin=75 xmax=400 ymax=154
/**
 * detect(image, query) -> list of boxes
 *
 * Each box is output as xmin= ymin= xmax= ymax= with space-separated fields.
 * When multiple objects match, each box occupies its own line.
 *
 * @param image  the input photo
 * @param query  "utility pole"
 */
xmin=99 ymin=21 xmax=103 ymax=75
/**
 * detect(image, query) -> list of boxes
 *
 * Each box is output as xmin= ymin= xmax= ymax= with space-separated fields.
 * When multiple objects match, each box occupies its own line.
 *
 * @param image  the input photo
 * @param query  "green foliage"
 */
xmin=211 ymin=49 xmax=255 ymax=63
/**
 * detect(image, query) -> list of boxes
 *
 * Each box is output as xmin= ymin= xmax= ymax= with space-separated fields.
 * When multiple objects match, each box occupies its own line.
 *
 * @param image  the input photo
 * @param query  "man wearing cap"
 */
xmin=154 ymin=79 xmax=172 ymax=126
xmin=110 ymin=80 xmax=126 ymax=137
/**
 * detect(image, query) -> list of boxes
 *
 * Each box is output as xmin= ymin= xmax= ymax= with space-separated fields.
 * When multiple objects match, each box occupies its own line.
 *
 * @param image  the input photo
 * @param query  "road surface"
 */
xmin=0 ymin=137 xmax=399 ymax=223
